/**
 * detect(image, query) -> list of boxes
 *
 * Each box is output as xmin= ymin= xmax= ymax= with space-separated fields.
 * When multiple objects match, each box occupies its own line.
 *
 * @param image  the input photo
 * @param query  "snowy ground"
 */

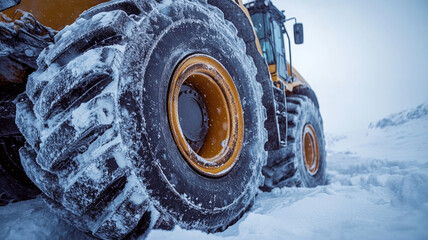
xmin=1 ymin=103 xmax=427 ymax=240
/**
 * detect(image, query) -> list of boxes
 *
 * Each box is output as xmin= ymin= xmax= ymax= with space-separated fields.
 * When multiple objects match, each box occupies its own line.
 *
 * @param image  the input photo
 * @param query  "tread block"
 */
xmin=62 ymin=145 xmax=126 ymax=215
xmin=93 ymin=173 xmax=151 ymax=239
xmin=261 ymin=166 xmax=274 ymax=177
xmin=60 ymin=128 xmax=119 ymax=178
xmin=272 ymin=161 xmax=296 ymax=184
xmin=43 ymin=10 xmax=135 ymax=68
xmin=286 ymin=102 xmax=301 ymax=115
xmin=15 ymin=94 xmax=42 ymax=151
xmin=26 ymin=63 xmax=61 ymax=103
xmin=35 ymin=47 xmax=121 ymax=120
xmin=37 ymin=93 xmax=115 ymax=170
xmin=286 ymin=96 xmax=304 ymax=107
xmin=19 ymin=144 xmax=61 ymax=199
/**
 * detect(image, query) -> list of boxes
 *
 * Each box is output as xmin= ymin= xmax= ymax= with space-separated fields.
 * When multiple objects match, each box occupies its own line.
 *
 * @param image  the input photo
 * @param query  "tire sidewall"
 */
xmin=119 ymin=3 xmax=264 ymax=229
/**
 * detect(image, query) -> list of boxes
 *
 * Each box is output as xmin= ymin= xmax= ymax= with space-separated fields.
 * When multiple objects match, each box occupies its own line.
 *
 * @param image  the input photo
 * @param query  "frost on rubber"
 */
xmin=15 ymin=0 xmax=267 ymax=238
xmin=119 ymin=0 xmax=267 ymax=233
xmin=262 ymin=94 xmax=327 ymax=190
xmin=15 ymin=1 xmax=155 ymax=239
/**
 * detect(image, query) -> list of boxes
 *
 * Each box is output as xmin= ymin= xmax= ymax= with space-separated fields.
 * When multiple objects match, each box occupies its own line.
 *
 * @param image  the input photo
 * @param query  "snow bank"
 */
xmin=369 ymin=102 xmax=428 ymax=129
xmin=147 ymin=102 xmax=428 ymax=240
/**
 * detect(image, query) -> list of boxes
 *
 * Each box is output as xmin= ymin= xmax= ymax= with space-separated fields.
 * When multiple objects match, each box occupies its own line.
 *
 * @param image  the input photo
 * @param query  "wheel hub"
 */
xmin=302 ymin=124 xmax=320 ymax=175
xmin=168 ymin=54 xmax=244 ymax=177
xmin=178 ymin=84 xmax=209 ymax=151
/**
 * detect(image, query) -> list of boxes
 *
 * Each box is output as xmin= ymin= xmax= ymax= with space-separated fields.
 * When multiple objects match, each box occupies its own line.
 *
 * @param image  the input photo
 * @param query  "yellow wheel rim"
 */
xmin=302 ymin=124 xmax=320 ymax=175
xmin=168 ymin=54 xmax=244 ymax=177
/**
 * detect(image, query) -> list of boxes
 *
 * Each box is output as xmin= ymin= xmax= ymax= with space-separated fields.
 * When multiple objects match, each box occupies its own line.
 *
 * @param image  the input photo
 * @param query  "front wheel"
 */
xmin=15 ymin=0 xmax=267 ymax=238
xmin=121 ymin=1 xmax=268 ymax=231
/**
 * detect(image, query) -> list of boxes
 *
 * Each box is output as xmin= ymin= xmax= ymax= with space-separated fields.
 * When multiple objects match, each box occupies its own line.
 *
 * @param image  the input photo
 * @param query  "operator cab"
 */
xmin=245 ymin=0 xmax=303 ymax=83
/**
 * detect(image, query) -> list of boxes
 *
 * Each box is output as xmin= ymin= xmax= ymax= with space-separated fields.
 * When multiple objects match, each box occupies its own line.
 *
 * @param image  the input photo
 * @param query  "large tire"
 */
xmin=15 ymin=0 xmax=267 ymax=238
xmin=16 ymin=1 xmax=157 ymax=239
xmin=123 ymin=2 xmax=267 ymax=232
xmin=262 ymin=93 xmax=327 ymax=190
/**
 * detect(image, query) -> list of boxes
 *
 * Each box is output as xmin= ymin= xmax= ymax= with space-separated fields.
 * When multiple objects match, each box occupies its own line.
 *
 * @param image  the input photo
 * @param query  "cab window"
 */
xmin=251 ymin=13 xmax=275 ymax=65
xmin=272 ymin=20 xmax=287 ymax=79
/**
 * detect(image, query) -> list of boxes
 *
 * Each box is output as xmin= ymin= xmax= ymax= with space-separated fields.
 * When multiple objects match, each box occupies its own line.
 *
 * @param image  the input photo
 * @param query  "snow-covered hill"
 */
xmin=1 ymin=104 xmax=428 ymax=240
xmin=369 ymin=102 xmax=428 ymax=129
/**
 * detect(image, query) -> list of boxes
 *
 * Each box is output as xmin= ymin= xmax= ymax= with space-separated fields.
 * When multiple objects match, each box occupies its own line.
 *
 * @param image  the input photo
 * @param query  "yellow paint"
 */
xmin=168 ymin=54 xmax=244 ymax=177
xmin=303 ymin=124 xmax=320 ymax=175
xmin=236 ymin=0 xmax=310 ymax=93
xmin=2 ymin=0 xmax=107 ymax=30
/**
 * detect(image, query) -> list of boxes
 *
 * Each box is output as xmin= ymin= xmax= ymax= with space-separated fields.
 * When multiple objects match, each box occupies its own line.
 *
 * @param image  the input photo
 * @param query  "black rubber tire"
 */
xmin=15 ymin=0 xmax=267 ymax=238
xmin=15 ymin=1 xmax=156 ymax=239
xmin=293 ymin=85 xmax=320 ymax=110
xmin=119 ymin=0 xmax=267 ymax=233
xmin=262 ymin=94 xmax=327 ymax=190
xmin=0 ymin=87 xmax=40 ymax=206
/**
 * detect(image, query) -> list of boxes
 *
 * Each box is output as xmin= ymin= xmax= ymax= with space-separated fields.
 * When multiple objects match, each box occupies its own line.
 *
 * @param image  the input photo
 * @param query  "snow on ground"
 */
xmin=1 ymin=103 xmax=428 ymax=240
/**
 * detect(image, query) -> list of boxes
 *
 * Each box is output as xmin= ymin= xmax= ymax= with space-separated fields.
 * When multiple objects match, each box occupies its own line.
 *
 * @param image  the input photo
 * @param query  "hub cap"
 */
xmin=302 ymin=124 xmax=320 ymax=175
xmin=168 ymin=54 xmax=244 ymax=177
xmin=178 ymin=84 xmax=209 ymax=151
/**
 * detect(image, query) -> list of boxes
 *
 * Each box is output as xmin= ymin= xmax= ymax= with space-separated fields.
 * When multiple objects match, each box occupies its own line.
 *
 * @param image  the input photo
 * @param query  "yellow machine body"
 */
xmin=234 ymin=0 xmax=308 ymax=91
xmin=2 ymin=0 xmax=308 ymax=92
xmin=2 ymin=0 xmax=108 ymax=30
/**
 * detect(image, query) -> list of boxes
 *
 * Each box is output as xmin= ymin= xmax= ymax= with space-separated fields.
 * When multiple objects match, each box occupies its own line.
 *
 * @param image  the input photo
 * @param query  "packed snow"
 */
xmin=1 ymin=103 xmax=427 ymax=239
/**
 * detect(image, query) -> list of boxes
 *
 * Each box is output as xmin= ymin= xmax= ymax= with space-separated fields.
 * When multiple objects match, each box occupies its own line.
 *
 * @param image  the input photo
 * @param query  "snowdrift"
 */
xmin=369 ymin=102 xmax=428 ymax=129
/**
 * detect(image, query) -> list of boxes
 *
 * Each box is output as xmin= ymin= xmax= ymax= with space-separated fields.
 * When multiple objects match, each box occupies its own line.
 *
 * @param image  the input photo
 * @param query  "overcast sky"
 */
xmin=263 ymin=0 xmax=428 ymax=134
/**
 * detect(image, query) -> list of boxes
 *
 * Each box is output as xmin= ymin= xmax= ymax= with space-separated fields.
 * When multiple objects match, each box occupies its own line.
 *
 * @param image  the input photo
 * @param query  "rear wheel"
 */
xmin=15 ymin=0 xmax=267 ymax=238
xmin=262 ymin=93 xmax=327 ymax=190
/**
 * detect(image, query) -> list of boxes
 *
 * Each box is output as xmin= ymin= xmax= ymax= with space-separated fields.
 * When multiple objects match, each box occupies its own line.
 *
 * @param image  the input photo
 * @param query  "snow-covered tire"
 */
xmin=119 ymin=0 xmax=267 ymax=233
xmin=15 ymin=0 xmax=267 ymax=238
xmin=262 ymin=93 xmax=327 ymax=190
xmin=15 ymin=1 xmax=156 ymax=239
